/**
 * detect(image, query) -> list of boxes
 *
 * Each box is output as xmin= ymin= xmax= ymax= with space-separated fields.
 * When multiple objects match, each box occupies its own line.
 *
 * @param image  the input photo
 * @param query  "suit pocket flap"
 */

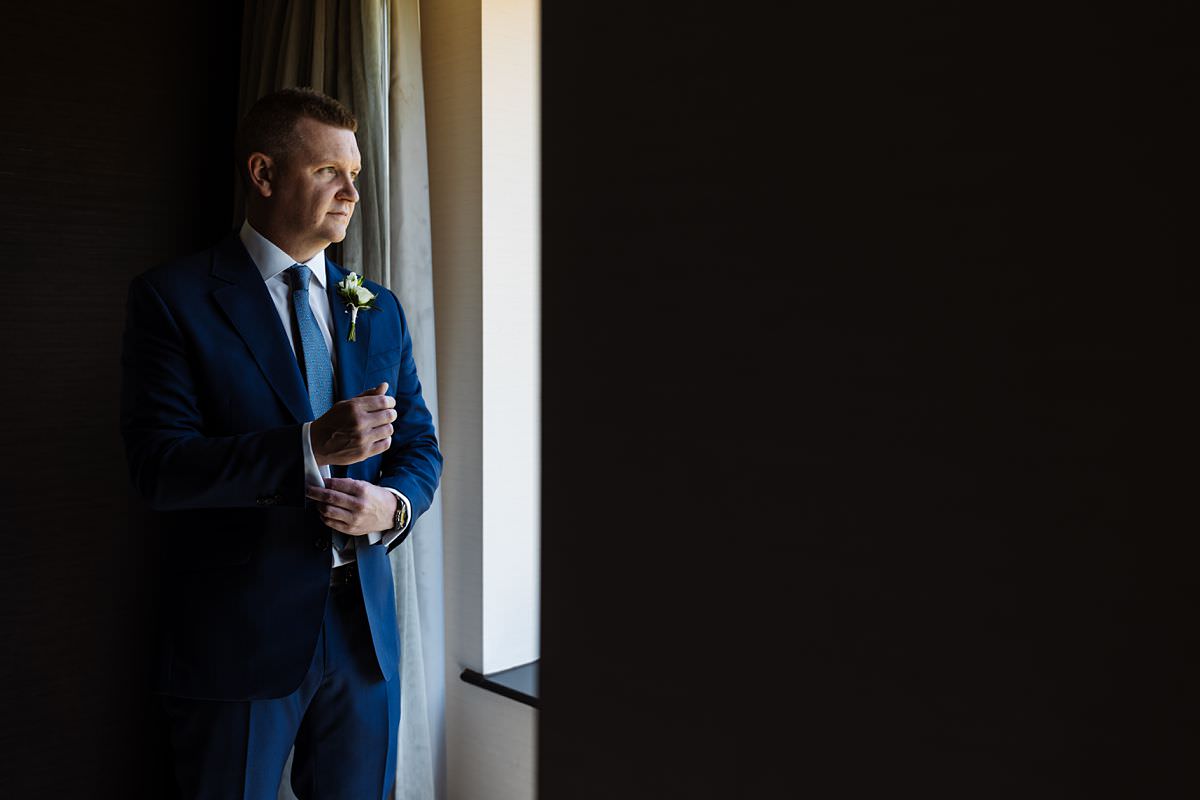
xmin=365 ymin=346 xmax=404 ymax=373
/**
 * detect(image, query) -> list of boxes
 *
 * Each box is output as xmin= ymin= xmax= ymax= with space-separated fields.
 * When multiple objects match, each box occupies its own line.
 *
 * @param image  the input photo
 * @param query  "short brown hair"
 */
xmin=235 ymin=87 xmax=358 ymax=185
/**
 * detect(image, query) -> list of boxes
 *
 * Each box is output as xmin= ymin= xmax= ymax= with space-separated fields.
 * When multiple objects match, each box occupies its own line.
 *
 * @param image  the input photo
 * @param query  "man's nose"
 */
xmin=337 ymin=176 xmax=359 ymax=203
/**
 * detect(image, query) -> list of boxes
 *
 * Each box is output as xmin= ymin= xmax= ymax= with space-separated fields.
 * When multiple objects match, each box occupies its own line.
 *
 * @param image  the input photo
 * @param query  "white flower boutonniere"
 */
xmin=335 ymin=272 xmax=377 ymax=342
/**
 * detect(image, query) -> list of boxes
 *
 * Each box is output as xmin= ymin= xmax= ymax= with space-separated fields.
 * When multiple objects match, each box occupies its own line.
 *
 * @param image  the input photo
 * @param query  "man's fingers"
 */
xmin=344 ymin=395 xmax=395 ymax=418
xmin=368 ymin=422 xmax=395 ymax=439
xmin=322 ymin=477 xmax=360 ymax=494
xmin=306 ymin=484 xmax=345 ymax=503
xmin=307 ymin=484 xmax=364 ymax=511
xmin=318 ymin=478 xmax=377 ymax=501
xmin=320 ymin=504 xmax=354 ymax=523
xmin=359 ymin=408 xmax=396 ymax=431
xmin=355 ymin=382 xmax=389 ymax=398
xmin=319 ymin=502 xmax=372 ymax=535
xmin=321 ymin=514 xmax=365 ymax=535
xmin=329 ymin=392 xmax=393 ymax=419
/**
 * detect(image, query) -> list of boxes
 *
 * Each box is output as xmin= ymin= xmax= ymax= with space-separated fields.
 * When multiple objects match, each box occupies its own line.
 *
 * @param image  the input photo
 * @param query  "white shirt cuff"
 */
xmin=301 ymin=421 xmax=329 ymax=487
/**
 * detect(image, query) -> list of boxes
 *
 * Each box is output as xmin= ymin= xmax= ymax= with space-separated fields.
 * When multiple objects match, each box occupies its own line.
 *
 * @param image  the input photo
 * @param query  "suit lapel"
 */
xmin=210 ymin=235 xmax=314 ymax=423
xmin=326 ymin=260 xmax=371 ymax=402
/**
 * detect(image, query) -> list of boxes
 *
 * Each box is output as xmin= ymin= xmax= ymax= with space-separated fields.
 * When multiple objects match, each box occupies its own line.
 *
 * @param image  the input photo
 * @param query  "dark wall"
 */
xmin=0 ymin=2 xmax=241 ymax=796
xmin=540 ymin=3 xmax=1193 ymax=798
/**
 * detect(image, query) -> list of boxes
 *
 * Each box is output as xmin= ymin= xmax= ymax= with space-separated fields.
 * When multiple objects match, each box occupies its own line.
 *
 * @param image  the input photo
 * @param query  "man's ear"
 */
xmin=246 ymin=152 xmax=274 ymax=198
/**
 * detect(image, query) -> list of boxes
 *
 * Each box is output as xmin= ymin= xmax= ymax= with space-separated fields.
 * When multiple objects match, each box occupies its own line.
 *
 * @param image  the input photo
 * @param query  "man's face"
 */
xmin=270 ymin=117 xmax=362 ymax=255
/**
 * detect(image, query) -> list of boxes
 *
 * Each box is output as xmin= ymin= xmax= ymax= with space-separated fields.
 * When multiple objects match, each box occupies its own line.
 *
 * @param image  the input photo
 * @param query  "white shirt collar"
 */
xmin=238 ymin=220 xmax=327 ymax=289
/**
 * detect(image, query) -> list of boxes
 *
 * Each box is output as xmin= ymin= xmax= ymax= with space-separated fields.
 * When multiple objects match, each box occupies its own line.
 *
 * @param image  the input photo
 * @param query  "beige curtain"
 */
xmin=238 ymin=2 xmax=445 ymax=798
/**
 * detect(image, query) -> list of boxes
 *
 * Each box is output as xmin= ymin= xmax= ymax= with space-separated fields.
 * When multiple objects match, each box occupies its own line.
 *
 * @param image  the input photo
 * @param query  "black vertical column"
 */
xmin=540 ymin=3 xmax=1194 ymax=797
xmin=0 ymin=2 xmax=242 ymax=797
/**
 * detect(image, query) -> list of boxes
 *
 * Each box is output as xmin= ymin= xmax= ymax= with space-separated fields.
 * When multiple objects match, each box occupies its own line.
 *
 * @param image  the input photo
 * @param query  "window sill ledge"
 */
xmin=460 ymin=661 xmax=539 ymax=709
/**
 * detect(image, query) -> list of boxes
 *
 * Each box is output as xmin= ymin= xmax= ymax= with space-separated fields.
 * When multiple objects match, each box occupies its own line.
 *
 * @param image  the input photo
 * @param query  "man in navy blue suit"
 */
xmin=120 ymin=88 xmax=442 ymax=799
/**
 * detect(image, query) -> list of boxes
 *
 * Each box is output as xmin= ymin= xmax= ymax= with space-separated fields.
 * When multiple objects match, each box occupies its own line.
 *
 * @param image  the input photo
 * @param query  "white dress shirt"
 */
xmin=239 ymin=221 xmax=411 ymax=566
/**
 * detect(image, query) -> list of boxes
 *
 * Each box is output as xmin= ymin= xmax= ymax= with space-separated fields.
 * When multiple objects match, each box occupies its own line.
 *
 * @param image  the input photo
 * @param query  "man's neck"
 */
xmin=245 ymin=215 xmax=325 ymax=264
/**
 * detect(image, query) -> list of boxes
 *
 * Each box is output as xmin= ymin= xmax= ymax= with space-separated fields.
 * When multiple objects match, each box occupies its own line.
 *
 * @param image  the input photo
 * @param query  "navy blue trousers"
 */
xmin=162 ymin=574 xmax=401 ymax=800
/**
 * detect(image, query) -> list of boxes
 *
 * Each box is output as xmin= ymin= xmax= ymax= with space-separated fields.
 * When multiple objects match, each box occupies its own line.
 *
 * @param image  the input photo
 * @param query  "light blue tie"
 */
xmin=287 ymin=265 xmax=350 ymax=556
xmin=287 ymin=264 xmax=334 ymax=418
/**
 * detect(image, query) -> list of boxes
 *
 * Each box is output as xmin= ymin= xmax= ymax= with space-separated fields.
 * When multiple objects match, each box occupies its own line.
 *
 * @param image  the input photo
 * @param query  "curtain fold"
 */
xmin=238 ymin=3 xmax=445 ymax=798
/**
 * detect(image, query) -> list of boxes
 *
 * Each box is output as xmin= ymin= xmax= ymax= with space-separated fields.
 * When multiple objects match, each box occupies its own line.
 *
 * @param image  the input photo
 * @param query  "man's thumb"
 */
xmin=358 ymin=382 xmax=388 ymax=397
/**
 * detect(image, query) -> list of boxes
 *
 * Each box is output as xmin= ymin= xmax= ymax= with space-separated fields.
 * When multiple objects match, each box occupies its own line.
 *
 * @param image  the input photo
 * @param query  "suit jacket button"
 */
xmin=314 ymin=537 xmax=327 ymax=550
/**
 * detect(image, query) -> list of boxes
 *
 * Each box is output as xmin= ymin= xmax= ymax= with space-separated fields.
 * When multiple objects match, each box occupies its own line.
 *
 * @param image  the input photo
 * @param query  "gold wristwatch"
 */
xmin=389 ymin=494 xmax=408 ymax=533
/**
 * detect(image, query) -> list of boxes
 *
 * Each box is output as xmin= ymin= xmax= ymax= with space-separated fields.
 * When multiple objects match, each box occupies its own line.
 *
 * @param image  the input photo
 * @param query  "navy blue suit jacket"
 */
xmin=120 ymin=233 xmax=442 ymax=701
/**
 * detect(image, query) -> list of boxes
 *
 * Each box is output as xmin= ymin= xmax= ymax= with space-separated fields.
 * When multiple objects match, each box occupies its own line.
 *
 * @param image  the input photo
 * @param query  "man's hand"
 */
xmin=310 ymin=383 xmax=396 ymax=467
xmin=305 ymin=477 xmax=398 ymax=536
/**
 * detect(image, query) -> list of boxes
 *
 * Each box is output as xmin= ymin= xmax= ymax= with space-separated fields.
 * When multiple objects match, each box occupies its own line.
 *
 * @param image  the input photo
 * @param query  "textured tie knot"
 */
xmin=287 ymin=264 xmax=313 ymax=292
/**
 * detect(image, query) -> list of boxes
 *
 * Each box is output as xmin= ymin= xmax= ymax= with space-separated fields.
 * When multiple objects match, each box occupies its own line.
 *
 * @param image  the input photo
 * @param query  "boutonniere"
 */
xmin=335 ymin=272 xmax=377 ymax=342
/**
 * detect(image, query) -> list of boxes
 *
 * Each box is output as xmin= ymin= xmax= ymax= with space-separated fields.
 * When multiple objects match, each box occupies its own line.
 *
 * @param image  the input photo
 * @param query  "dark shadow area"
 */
xmin=540 ymin=3 xmax=1194 ymax=798
xmin=0 ymin=2 xmax=242 ymax=797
